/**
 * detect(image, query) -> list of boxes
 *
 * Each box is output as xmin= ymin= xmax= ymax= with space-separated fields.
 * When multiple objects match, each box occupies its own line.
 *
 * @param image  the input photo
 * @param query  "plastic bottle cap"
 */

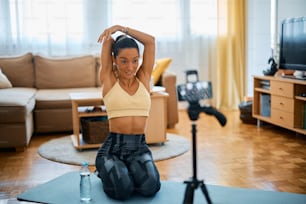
xmin=82 ymin=161 xmax=88 ymax=166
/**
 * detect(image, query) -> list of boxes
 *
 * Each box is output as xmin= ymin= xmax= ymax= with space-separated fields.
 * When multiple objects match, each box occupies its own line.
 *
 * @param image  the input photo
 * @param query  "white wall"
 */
xmin=277 ymin=0 xmax=306 ymax=26
xmin=276 ymin=0 xmax=306 ymax=42
xmin=246 ymin=0 xmax=271 ymax=97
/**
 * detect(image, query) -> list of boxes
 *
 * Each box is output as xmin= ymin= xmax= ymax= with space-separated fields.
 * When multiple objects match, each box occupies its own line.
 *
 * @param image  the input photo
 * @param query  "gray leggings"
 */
xmin=95 ymin=132 xmax=161 ymax=200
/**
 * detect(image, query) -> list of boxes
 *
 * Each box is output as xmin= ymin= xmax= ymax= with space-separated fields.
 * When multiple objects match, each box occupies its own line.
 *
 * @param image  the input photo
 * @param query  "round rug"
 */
xmin=38 ymin=133 xmax=189 ymax=166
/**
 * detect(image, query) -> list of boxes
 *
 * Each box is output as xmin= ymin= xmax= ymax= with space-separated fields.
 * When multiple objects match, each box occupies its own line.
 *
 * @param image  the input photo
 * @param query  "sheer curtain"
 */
xmin=0 ymin=0 xmax=107 ymax=56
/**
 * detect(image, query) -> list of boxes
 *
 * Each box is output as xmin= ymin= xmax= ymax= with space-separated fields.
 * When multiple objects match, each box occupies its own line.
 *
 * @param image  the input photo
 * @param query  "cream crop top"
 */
xmin=103 ymin=79 xmax=151 ymax=119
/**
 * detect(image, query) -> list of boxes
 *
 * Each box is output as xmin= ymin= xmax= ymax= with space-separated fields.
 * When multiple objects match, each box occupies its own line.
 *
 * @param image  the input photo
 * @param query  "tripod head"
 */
xmin=187 ymin=102 xmax=227 ymax=126
xmin=177 ymin=70 xmax=227 ymax=126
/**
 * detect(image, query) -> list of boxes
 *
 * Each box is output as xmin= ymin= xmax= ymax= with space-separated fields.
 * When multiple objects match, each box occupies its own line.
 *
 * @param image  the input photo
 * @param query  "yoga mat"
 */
xmin=17 ymin=171 xmax=306 ymax=204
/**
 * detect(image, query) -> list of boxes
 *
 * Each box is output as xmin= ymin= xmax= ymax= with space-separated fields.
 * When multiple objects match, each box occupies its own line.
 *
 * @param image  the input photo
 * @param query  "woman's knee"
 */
xmin=103 ymin=176 xmax=134 ymax=200
xmin=96 ymin=156 xmax=135 ymax=200
xmin=129 ymin=153 xmax=161 ymax=196
xmin=137 ymin=176 xmax=161 ymax=197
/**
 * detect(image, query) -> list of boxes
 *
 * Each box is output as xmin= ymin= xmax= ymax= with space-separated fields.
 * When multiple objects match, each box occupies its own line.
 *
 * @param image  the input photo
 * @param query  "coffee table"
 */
xmin=70 ymin=92 xmax=106 ymax=150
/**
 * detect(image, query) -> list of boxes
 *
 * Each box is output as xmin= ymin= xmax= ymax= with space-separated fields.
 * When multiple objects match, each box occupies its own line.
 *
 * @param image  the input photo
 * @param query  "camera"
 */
xmin=177 ymin=81 xmax=212 ymax=103
xmin=177 ymin=70 xmax=212 ymax=103
xmin=176 ymin=70 xmax=226 ymax=125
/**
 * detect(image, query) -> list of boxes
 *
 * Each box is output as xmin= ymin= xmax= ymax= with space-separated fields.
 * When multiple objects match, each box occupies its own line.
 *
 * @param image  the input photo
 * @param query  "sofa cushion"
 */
xmin=34 ymin=55 xmax=96 ymax=89
xmin=0 ymin=68 xmax=12 ymax=88
xmin=35 ymin=87 xmax=101 ymax=109
xmin=0 ymin=53 xmax=35 ymax=87
xmin=152 ymin=58 xmax=172 ymax=85
xmin=0 ymin=88 xmax=36 ymax=123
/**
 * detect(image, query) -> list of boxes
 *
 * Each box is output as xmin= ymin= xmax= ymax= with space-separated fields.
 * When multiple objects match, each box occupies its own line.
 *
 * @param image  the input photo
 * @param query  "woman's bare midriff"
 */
xmin=108 ymin=116 xmax=148 ymax=134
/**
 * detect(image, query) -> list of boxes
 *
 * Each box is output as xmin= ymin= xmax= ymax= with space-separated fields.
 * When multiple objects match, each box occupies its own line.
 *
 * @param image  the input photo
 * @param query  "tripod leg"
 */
xmin=200 ymin=182 xmax=213 ymax=204
xmin=183 ymin=182 xmax=195 ymax=204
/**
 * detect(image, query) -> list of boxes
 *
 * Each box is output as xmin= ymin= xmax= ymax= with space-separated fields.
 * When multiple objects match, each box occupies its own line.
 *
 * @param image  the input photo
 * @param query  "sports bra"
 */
xmin=103 ymin=79 xmax=151 ymax=119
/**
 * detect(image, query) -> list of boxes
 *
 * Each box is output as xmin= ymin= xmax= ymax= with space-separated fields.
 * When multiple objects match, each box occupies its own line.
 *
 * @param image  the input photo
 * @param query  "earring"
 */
xmin=112 ymin=64 xmax=119 ymax=78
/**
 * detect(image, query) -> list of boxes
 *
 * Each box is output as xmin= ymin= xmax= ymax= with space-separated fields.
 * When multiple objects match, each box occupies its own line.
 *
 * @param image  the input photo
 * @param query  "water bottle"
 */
xmin=80 ymin=161 xmax=91 ymax=202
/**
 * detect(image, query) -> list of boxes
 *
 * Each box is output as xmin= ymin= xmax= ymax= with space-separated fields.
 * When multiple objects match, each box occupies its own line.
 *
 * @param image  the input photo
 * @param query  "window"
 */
xmin=111 ymin=0 xmax=181 ymax=39
xmin=112 ymin=0 xmax=217 ymax=38
xmin=1 ymin=0 xmax=218 ymax=56
xmin=190 ymin=0 xmax=217 ymax=35
xmin=8 ymin=0 xmax=84 ymax=44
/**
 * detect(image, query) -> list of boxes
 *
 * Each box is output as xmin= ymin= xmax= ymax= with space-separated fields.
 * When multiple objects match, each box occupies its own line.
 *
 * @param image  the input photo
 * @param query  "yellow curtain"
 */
xmin=215 ymin=0 xmax=246 ymax=109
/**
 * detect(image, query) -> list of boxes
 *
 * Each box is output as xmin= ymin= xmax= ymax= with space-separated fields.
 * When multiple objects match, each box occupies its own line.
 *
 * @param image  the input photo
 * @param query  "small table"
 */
xmin=70 ymin=92 xmax=106 ymax=150
xmin=70 ymin=89 xmax=168 ymax=150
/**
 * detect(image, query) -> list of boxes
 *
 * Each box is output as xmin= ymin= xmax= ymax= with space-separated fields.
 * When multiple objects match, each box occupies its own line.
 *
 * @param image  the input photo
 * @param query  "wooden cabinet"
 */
xmin=146 ymin=92 xmax=168 ymax=144
xmin=253 ymin=76 xmax=306 ymax=135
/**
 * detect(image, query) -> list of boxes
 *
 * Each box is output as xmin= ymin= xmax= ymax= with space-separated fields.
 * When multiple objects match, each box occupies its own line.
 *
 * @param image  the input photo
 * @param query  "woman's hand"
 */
xmin=97 ymin=25 xmax=123 ymax=43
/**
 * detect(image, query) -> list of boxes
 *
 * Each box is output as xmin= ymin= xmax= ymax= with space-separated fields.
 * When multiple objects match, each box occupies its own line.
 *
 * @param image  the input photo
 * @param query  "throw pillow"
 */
xmin=34 ymin=55 xmax=96 ymax=89
xmin=152 ymin=58 xmax=172 ymax=85
xmin=0 ymin=68 xmax=12 ymax=88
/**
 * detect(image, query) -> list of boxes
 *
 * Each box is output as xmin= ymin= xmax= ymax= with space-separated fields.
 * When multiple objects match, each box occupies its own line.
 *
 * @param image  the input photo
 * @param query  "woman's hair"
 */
xmin=112 ymin=35 xmax=139 ymax=58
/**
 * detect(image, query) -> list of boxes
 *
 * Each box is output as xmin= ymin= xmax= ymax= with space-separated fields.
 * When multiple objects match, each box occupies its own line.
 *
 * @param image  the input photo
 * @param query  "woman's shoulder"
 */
xmin=136 ymin=76 xmax=150 ymax=92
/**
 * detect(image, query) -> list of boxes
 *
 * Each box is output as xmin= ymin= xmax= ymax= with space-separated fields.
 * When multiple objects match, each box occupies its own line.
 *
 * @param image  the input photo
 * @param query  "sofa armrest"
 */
xmin=161 ymin=71 xmax=179 ymax=128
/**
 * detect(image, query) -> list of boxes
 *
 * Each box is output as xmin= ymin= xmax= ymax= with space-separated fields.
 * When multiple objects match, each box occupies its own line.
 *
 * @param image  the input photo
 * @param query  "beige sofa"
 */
xmin=0 ymin=53 xmax=179 ymax=150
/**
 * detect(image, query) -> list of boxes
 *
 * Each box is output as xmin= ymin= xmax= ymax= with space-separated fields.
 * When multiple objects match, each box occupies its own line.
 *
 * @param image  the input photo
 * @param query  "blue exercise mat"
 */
xmin=17 ymin=171 xmax=306 ymax=204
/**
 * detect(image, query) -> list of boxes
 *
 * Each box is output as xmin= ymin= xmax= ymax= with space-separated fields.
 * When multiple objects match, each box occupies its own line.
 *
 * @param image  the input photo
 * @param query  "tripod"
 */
xmin=183 ymin=102 xmax=226 ymax=204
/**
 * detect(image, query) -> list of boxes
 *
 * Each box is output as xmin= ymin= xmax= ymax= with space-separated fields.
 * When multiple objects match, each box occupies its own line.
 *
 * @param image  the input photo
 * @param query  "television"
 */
xmin=279 ymin=16 xmax=306 ymax=79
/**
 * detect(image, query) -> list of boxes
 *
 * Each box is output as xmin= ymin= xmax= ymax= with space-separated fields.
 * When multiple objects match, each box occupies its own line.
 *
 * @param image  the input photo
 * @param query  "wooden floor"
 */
xmin=1 ymin=110 xmax=306 ymax=200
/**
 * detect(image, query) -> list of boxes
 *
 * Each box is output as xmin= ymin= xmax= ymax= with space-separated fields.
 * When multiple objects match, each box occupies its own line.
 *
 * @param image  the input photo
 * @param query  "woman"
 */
xmin=95 ymin=25 xmax=161 ymax=200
